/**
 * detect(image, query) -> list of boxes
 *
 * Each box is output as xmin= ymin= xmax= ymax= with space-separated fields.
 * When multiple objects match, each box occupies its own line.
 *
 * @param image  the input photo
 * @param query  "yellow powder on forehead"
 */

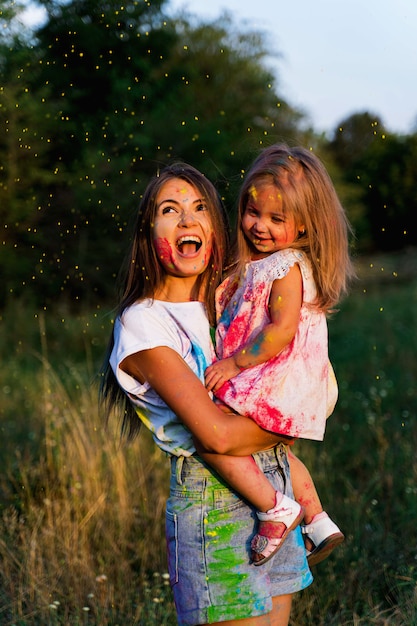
xmin=249 ymin=183 xmax=282 ymax=203
xmin=268 ymin=191 xmax=282 ymax=202
xmin=249 ymin=184 xmax=258 ymax=200
xmin=167 ymin=185 xmax=189 ymax=200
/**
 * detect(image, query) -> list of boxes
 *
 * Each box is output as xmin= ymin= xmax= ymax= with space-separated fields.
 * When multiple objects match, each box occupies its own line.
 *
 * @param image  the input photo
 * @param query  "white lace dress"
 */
xmin=214 ymin=248 xmax=338 ymax=441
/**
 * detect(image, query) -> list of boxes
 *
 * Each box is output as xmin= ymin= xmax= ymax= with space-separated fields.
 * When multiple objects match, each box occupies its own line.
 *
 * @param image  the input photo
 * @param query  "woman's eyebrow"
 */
xmin=157 ymin=197 xmax=205 ymax=209
xmin=157 ymin=198 xmax=178 ymax=207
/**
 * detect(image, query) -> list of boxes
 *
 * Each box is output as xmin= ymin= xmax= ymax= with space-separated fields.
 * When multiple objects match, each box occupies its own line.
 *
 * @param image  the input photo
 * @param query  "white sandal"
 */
xmin=251 ymin=493 xmax=304 ymax=566
xmin=301 ymin=512 xmax=344 ymax=566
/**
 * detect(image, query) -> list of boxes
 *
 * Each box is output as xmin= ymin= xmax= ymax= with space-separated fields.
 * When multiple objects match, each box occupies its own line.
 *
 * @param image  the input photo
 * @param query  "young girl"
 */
xmin=100 ymin=163 xmax=312 ymax=626
xmin=203 ymin=144 xmax=355 ymax=567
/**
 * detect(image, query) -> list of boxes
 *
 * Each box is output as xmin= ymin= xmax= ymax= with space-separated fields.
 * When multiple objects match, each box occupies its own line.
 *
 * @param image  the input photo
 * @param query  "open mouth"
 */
xmin=176 ymin=235 xmax=202 ymax=255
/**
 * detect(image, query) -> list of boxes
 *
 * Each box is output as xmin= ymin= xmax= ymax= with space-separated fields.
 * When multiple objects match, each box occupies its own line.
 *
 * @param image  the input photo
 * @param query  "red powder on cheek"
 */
xmin=154 ymin=237 xmax=175 ymax=269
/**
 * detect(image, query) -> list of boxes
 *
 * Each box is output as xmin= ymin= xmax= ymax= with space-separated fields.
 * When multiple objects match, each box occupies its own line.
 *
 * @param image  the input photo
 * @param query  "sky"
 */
xmin=22 ymin=0 xmax=417 ymax=136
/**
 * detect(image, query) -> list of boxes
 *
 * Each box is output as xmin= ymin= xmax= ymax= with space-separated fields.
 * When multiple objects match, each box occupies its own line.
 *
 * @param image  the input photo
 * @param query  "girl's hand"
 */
xmin=121 ymin=346 xmax=284 ymax=455
xmin=205 ymin=357 xmax=241 ymax=392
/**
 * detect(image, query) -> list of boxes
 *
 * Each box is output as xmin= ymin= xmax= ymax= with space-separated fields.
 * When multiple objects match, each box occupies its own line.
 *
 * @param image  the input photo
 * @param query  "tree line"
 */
xmin=2 ymin=0 xmax=417 ymax=308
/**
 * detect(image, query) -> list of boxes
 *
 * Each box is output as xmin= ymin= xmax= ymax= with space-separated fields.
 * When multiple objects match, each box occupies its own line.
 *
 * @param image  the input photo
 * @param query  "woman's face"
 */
xmin=153 ymin=178 xmax=214 ymax=278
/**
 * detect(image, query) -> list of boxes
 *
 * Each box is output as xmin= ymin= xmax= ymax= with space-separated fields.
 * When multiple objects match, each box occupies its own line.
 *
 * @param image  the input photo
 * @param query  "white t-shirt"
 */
xmin=110 ymin=299 xmax=215 ymax=456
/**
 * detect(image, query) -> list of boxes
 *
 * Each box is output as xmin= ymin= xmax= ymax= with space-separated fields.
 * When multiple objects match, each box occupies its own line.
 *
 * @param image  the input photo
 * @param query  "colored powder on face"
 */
xmin=154 ymin=237 xmax=175 ymax=269
xmin=248 ymin=184 xmax=258 ymax=201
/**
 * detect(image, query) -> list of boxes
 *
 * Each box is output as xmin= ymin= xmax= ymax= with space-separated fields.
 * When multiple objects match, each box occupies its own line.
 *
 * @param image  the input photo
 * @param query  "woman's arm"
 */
xmin=205 ymin=264 xmax=303 ymax=392
xmin=120 ymin=347 xmax=287 ymax=456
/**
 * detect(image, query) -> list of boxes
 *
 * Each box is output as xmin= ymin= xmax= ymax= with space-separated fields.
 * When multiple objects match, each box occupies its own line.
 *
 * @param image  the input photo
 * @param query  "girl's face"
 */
xmin=242 ymin=182 xmax=302 ymax=259
xmin=153 ymin=178 xmax=214 ymax=279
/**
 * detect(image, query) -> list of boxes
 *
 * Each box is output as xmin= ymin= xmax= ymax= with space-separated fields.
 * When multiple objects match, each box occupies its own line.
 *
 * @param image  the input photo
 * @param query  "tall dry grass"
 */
xmin=0 ymin=312 xmax=174 ymax=623
xmin=1 ymin=252 xmax=417 ymax=624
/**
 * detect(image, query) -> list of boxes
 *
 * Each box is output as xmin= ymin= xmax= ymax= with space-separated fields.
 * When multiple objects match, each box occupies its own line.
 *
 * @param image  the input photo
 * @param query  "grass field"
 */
xmin=0 ymin=250 xmax=416 ymax=625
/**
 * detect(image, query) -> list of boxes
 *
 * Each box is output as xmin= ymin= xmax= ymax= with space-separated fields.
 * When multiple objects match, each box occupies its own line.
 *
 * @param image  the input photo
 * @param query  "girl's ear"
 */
xmin=298 ymin=226 xmax=306 ymax=236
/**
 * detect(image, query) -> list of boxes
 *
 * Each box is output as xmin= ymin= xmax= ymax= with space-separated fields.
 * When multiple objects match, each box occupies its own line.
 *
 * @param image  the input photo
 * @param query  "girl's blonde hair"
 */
xmin=236 ymin=143 xmax=355 ymax=312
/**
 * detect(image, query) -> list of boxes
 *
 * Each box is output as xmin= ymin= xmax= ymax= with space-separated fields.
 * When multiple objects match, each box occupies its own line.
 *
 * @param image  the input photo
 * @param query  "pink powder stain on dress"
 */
xmin=249 ymin=397 xmax=300 ymax=436
xmin=221 ymin=311 xmax=251 ymax=354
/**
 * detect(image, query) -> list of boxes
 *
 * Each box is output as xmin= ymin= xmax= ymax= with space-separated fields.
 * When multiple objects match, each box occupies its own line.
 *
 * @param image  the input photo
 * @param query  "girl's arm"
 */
xmin=120 ymin=347 xmax=287 ymax=456
xmin=205 ymin=263 xmax=303 ymax=392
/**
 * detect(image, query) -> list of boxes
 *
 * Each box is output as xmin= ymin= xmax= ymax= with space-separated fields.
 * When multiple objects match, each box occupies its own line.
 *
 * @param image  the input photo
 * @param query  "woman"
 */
xmin=100 ymin=163 xmax=312 ymax=625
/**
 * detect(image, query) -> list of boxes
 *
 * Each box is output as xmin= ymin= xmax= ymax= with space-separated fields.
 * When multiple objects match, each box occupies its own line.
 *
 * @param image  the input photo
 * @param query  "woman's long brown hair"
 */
xmin=99 ymin=163 xmax=230 ymax=440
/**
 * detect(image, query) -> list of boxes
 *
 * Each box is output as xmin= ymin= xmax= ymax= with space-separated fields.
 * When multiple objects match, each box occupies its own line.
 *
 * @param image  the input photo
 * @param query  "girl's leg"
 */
xmin=199 ymin=451 xmax=277 ymax=511
xmin=288 ymin=448 xmax=345 ymax=565
xmin=199 ymin=451 xmax=303 ymax=565
xmin=287 ymin=448 xmax=323 ymax=523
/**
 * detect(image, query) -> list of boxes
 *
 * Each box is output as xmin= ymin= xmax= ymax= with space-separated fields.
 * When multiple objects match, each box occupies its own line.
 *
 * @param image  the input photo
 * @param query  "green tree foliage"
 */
xmin=327 ymin=112 xmax=387 ymax=252
xmin=328 ymin=110 xmax=385 ymax=170
xmin=355 ymin=133 xmax=417 ymax=251
xmin=1 ymin=0 xmax=304 ymax=307
xmin=23 ymin=0 xmax=179 ymax=304
xmin=133 ymin=13 xmax=304 ymax=195
xmin=0 ymin=0 xmax=24 ymax=37
xmin=0 ymin=78 xmax=59 ymax=294
xmin=3 ymin=2 xmax=416 ymax=306
xmin=0 ymin=2 xmax=62 ymax=299
xmin=328 ymin=112 xmax=417 ymax=252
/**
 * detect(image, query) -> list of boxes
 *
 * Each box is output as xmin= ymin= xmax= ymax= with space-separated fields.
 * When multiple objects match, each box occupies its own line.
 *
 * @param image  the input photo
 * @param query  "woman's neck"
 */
xmin=154 ymin=276 xmax=201 ymax=303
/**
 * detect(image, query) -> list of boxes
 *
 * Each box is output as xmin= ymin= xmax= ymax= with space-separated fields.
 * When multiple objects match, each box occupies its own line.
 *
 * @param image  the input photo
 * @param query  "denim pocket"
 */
xmin=166 ymin=509 xmax=178 ymax=586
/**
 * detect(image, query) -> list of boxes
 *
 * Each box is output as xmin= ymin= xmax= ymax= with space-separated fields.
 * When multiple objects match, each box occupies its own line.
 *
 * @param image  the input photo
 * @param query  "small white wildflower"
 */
xmin=82 ymin=606 xmax=90 ymax=612
xmin=95 ymin=574 xmax=108 ymax=583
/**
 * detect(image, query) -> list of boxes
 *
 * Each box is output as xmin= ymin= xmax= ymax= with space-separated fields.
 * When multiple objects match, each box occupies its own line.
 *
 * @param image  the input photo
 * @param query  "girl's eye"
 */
xmin=196 ymin=203 xmax=207 ymax=212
